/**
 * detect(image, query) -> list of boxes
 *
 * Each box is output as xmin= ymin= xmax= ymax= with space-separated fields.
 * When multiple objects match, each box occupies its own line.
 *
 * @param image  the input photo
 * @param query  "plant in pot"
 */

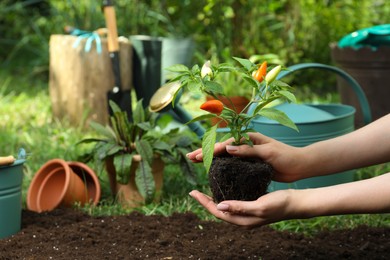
xmin=77 ymin=99 xmax=199 ymax=207
xmin=204 ymin=54 xmax=284 ymax=128
xmin=168 ymin=57 xmax=298 ymax=202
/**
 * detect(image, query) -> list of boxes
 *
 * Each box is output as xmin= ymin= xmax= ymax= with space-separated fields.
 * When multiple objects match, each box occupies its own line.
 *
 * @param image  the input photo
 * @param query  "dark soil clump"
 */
xmin=0 ymin=208 xmax=390 ymax=259
xmin=209 ymin=156 xmax=273 ymax=202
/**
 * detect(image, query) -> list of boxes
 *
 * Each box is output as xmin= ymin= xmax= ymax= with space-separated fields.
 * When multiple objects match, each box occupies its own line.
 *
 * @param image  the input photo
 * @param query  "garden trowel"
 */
xmin=102 ymin=0 xmax=132 ymax=120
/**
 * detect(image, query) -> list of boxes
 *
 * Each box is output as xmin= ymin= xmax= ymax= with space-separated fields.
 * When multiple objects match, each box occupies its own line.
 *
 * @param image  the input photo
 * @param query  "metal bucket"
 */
xmin=0 ymin=159 xmax=25 ymax=239
xmin=218 ymin=63 xmax=372 ymax=190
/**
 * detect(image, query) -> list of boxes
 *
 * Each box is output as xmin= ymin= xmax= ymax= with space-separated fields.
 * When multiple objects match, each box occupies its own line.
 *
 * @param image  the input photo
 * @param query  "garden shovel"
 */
xmin=102 ymin=0 xmax=132 ymax=120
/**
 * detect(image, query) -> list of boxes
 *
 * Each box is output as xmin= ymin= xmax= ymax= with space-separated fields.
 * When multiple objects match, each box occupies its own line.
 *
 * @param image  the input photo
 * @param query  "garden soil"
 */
xmin=1 ymin=208 xmax=390 ymax=259
xmin=209 ymin=156 xmax=273 ymax=202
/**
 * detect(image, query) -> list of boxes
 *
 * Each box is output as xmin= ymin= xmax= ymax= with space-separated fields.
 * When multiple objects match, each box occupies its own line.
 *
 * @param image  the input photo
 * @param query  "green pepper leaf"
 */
xmin=278 ymin=90 xmax=297 ymax=103
xmin=232 ymin=57 xmax=253 ymax=71
xmin=191 ymin=64 xmax=200 ymax=73
xmin=216 ymin=63 xmax=236 ymax=72
xmin=258 ymin=108 xmax=298 ymax=132
xmin=202 ymin=124 xmax=218 ymax=172
xmin=218 ymin=133 xmax=232 ymax=142
xmin=204 ymin=81 xmax=223 ymax=94
xmin=185 ymin=113 xmax=217 ymax=125
xmin=166 ymin=64 xmax=190 ymax=73
xmin=242 ymin=74 xmax=259 ymax=90
xmin=187 ymin=81 xmax=202 ymax=94
xmin=270 ymin=80 xmax=290 ymax=88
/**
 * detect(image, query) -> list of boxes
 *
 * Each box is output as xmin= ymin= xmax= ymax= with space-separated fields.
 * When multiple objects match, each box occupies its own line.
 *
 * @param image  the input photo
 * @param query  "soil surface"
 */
xmin=1 ymin=208 xmax=390 ymax=259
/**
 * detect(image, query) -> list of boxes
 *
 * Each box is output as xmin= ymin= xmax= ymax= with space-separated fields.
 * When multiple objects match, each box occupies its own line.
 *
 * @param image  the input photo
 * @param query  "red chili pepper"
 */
xmin=252 ymin=61 xmax=267 ymax=83
xmin=200 ymin=100 xmax=224 ymax=115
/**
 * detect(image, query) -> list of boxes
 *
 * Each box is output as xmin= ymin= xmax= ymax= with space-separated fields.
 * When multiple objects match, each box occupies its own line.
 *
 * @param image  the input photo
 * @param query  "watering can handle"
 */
xmin=276 ymin=63 xmax=372 ymax=125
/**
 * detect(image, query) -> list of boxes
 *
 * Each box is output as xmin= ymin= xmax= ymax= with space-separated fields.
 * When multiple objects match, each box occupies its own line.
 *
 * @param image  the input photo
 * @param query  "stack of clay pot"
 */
xmin=27 ymin=159 xmax=100 ymax=213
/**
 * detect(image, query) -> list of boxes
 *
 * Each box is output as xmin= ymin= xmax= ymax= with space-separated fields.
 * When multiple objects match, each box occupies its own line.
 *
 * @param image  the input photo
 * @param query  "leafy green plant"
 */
xmin=168 ymin=57 xmax=298 ymax=171
xmin=77 ymin=99 xmax=199 ymax=202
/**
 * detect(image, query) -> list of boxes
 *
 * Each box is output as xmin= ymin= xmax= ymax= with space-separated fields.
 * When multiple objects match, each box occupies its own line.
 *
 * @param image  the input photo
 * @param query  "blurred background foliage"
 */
xmin=1 ymin=0 xmax=390 ymax=94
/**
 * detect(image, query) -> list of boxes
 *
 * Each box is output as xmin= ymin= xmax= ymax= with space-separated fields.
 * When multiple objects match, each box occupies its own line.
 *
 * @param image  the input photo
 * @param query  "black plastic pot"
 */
xmin=130 ymin=35 xmax=195 ymax=108
xmin=130 ymin=35 xmax=163 ymax=108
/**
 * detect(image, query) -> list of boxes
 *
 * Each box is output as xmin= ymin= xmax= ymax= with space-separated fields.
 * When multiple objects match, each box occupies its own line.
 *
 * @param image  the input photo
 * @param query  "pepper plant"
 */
xmin=168 ymin=57 xmax=298 ymax=171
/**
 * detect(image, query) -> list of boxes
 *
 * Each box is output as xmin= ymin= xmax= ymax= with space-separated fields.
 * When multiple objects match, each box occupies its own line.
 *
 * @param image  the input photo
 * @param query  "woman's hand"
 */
xmin=190 ymin=172 xmax=390 ymax=227
xmin=187 ymin=115 xmax=390 ymax=227
xmin=187 ymin=132 xmax=307 ymax=182
xmin=189 ymin=189 xmax=299 ymax=228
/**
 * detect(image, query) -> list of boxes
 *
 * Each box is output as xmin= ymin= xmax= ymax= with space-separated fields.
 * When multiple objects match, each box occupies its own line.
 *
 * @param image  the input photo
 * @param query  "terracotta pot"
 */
xmin=68 ymin=161 xmax=101 ymax=206
xmin=27 ymin=159 xmax=100 ymax=213
xmin=206 ymin=95 xmax=250 ymax=127
xmin=106 ymin=154 xmax=164 ymax=208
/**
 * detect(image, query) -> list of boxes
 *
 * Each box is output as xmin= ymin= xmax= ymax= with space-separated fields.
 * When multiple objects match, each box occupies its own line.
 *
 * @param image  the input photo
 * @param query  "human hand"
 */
xmin=187 ymin=132 xmax=307 ymax=182
xmin=189 ymin=189 xmax=299 ymax=228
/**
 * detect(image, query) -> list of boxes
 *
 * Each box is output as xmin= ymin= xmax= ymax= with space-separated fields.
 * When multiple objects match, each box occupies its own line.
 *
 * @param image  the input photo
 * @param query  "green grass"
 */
xmin=1 ymin=69 xmax=389 ymax=236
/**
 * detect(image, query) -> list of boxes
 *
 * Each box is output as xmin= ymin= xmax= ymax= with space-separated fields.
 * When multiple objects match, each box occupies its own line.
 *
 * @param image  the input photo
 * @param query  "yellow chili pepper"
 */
xmin=265 ymin=65 xmax=282 ymax=84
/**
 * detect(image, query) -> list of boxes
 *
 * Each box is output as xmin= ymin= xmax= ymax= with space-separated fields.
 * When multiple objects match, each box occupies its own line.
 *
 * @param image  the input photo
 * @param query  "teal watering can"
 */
xmin=219 ymin=63 xmax=372 ymax=190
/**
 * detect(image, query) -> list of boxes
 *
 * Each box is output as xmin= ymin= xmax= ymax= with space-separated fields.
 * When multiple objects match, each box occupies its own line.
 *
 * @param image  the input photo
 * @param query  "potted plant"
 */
xmin=77 ymin=99 xmax=199 ymax=207
xmin=168 ymin=57 xmax=298 ymax=202
xmin=204 ymin=54 xmax=284 ymax=127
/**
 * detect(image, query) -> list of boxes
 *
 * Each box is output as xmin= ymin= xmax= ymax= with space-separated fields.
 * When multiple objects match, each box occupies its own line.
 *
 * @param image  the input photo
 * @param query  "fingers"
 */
xmin=216 ymin=200 xmax=270 ymax=227
xmin=226 ymin=144 xmax=260 ymax=158
xmin=216 ymin=200 xmax=260 ymax=216
xmin=186 ymin=148 xmax=203 ymax=162
xmin=189 ymin=190 xmax=225 ymax=218
xmin=186 ymin=133 xmax=274 ymax=162
xmin=186 ymin=138 xmax=234 ymax=162
xmin=189 ymin=190 xmax=266 ymax=227
xmin=247 ymin=132 xmax=274 ymax=145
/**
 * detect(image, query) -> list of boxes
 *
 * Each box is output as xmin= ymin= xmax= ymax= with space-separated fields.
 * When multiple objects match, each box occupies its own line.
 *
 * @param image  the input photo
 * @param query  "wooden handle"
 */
xmin=0 ymin=156 xmax=15 ymax=166
xmin=103 ymin=5 xmax=119 ymax=52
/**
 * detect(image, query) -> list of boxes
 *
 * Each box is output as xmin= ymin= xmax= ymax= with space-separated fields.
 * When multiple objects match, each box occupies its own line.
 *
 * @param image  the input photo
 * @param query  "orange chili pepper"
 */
xmin=200 ymin=100 xmax=224 ymax=115
xmin=252 ymin=61 xmax=267 ymax=83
